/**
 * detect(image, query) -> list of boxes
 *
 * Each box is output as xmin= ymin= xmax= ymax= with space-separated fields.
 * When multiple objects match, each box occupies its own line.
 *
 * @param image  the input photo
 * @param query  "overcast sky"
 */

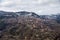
xmin=0 ymin=0 xmax=60 ymax=15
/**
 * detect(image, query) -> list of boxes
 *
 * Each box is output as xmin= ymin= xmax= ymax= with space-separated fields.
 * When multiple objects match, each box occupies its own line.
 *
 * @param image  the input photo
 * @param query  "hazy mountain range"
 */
xmin=0 ymin=11 xmax=60 ymax=40
xmin=0 ymin=11 xmax=59 ymax=19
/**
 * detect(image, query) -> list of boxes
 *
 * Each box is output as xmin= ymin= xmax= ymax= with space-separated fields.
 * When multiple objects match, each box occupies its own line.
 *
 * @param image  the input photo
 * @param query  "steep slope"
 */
xmin=0 ymin=17 xmax=59 ymax=40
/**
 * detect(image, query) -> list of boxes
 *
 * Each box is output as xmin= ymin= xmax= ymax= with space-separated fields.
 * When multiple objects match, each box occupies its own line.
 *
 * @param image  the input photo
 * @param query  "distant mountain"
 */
xmin=16 ymin=11 xmax=40 ymax=18
xmin=0 ymin=11 xmax=60 ymax=23
xmin=0 ymin=11 xmax=40 ymax=19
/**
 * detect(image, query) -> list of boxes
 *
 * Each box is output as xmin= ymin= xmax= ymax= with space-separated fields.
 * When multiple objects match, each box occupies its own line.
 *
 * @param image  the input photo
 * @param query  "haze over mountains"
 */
xmin=0 ymin=0 xmax=60 ymax=15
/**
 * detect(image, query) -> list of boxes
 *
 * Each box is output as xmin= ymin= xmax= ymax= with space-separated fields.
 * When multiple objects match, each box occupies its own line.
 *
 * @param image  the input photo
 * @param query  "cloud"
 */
xmin=0 ymin=0 xmax=60 ymax=15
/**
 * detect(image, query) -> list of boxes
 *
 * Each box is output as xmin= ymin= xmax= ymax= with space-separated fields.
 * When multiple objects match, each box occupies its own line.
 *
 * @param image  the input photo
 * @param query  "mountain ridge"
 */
xmin=0 ymin=11 xmax=41 ymax=18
